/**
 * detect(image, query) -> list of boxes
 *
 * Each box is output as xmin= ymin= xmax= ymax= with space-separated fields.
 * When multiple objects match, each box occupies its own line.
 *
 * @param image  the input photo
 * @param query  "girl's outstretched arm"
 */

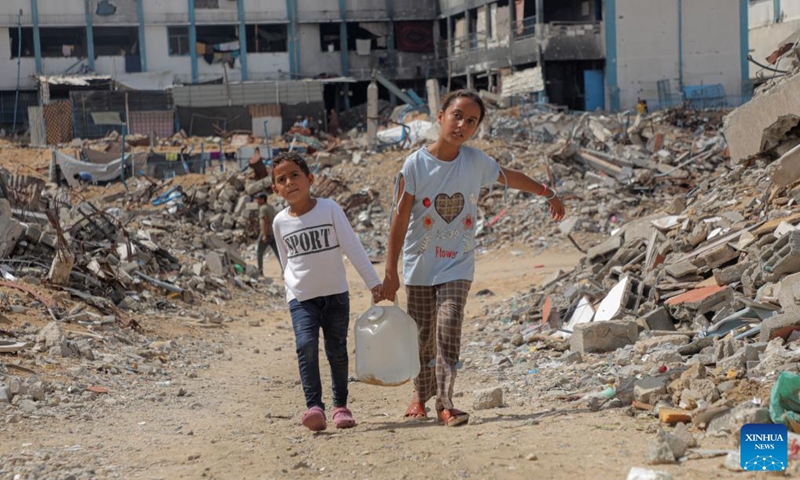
xmin=498 ymin=167 xmax=566 ymax=221
xmin=383 ymin=175 xmax=414 ymax=301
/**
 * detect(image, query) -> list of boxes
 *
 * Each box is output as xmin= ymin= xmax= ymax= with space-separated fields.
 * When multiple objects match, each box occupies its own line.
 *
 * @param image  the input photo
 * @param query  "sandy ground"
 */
xmin=0 ymin=243 xmax=774 ymax=480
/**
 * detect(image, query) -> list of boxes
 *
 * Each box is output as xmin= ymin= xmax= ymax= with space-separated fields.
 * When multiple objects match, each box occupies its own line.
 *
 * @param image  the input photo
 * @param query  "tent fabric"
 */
xmin=57 ymin=151 xmax=145 ymax=187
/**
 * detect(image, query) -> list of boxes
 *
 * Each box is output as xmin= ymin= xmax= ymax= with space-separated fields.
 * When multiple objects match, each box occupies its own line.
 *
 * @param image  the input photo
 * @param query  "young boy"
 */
xmin=271 ymin=151 xmax=383 ymax=431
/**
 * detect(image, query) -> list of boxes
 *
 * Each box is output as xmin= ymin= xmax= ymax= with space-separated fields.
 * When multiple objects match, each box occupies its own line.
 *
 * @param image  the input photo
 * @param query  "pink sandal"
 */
xmin=301 ymin=406 xmax=327 ymax=431
xmin=332 ymin=407 xmax=356 ymax=429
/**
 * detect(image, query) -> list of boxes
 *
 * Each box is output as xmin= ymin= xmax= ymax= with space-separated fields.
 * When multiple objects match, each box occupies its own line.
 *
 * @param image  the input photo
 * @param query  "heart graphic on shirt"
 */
xmin=434 ymin=193 xmax=465 ymax=224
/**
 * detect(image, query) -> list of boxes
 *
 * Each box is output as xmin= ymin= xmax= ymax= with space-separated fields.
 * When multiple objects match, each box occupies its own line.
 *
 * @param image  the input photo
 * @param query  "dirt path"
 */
xmin=1 ymin=245 xmax=759 ymax=479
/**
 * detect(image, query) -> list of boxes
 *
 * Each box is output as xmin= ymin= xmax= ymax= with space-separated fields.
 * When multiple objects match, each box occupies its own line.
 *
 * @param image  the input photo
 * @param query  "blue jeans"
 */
xmin=289 ymin=291 xmax=350 ymax=410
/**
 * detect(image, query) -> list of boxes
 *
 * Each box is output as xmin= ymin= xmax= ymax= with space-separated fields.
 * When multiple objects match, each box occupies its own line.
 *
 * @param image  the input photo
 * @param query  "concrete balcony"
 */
xmin=348 ymin=50 xmax=442 ymax=80
xmin=449 ymin=32 xmax=516 ymax=76
xmin=539 ymin=22 xmax=605 ymax=61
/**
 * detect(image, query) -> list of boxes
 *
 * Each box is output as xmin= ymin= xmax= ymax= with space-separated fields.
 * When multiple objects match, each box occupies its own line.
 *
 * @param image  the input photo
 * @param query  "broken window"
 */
xmin=319 ymin=24 xmax=341 ymax=52
xmin=196 ymin=25 xmax=238 ymax=48
xmin=40 ymin=27 xmax=86 ymax=58
xmin=9 ymin=27 xmax=34 ymax=58
xmin=245 ymin=24 xmax=287 ymax=53
xmin=93 ymin=27 xmax=139 ymax=56
xmin=168 ymin=26 xmax=190 ymax=56
xmin=543 ymin=0 xmax=599 ymax=23
xmin=319 ymin=22 xmax=393 ymax=53
xmin=95 ymin=0 xmax=117 ymax=16
xmin=196 ymin=0 xmax=219 ymax=8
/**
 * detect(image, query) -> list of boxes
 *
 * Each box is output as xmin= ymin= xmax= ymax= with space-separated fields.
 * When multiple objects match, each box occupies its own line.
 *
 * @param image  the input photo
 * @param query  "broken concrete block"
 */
xmin=205 ymin=251 xmax=226 ymax=277
xmin=587 ymin=235 xmax=623 ymax=263
xmin=770 ymin=142 xmax=800 ymax=187
xmin=665 ymin=260 xmax=698 ymax=279
xmin=760 ymin=230 xmax=800 ymax=282
xmin=718 ymin=344 xmax=763 ymax=371
xmin=664 ymin=285 xmax=732 ymax=314
xmin=472 ymin=387 xmax=504 ymax=410
xmin=0 ymin=216 xmax=25 ymax=259
xmin=697 ymin=244 xmax=738 ymax=270
xmin=646 ymin=438 xmax=677 ymax=465
xmin=778 ymin=272 xmax=800 ymax=310
xmin=570 ymin=320 xmax=638 ymax=354
xmin=712 ymin=262 xmax=748 ymax=286
xmin=672 ymin=422 xmax=697 ymax=448
xmin=639 ymin=307 xmax=675 ymax=331
xmin=759 ymin=309 xmax=800 ymax=342
xmin=233 ymin=196 xmax=248 ymax=216
xmin=657 ymin=428 xmax=688 ymax=460
xmin=634 ymin=376 xmax=669 ymax=404
xmin=634 ymin=335 xmax=690 ymax=355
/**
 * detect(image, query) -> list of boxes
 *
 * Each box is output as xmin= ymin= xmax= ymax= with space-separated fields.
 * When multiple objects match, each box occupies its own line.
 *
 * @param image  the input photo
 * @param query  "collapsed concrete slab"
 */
xmin=0 ymin=216 xmax=25 ymax=259
xmin=723 ymin=77 xmax=800 ymax=164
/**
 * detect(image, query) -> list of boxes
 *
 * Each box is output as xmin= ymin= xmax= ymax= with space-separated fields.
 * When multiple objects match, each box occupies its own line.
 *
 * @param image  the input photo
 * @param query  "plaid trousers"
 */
xmin=406 ymin=280 xmax=471 ymax=411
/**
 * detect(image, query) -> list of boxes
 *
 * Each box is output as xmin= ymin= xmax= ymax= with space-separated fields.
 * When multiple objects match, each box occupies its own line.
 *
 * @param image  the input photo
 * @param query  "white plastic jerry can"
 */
xmin=354 ymin=301 xmax=421 ymax=386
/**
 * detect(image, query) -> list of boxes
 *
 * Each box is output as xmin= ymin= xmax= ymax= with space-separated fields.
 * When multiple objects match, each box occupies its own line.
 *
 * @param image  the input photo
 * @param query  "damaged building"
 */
xmin=0 ymin=0 xmax=751 ymax=122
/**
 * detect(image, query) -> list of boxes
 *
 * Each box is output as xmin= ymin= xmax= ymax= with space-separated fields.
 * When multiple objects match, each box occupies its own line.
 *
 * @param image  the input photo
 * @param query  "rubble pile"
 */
xmin=459 ymin=106 xmax=800 ymax=467
xmin=4 ymin=80 xmax=800 ymax=472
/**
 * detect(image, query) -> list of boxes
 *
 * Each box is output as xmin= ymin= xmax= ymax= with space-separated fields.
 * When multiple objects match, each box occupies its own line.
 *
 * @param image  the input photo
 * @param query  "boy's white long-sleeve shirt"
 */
xmin=272 ymin=198 xmax=381 ymax=303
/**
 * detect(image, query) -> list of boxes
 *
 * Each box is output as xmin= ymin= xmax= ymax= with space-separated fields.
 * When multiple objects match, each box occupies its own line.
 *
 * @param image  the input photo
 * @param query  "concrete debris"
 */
xmin=3 ymin=89 xmax=800 ymax=473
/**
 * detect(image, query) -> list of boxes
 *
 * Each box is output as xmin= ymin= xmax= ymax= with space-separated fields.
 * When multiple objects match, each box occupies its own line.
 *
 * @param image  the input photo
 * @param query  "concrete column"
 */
xmin=237 ymin=0 xmax=248 ymax=80
xmin=31 ymin=0 xmax=42 ymax=74
xmin=386 ymin=0 xmax=396 ymax=76
xmin=426 ymin=78 xmax=440 ymax=115
xmin=188 ymin=0 xmax=198 ymax=83
xmin=774 ymin=0 xmax=782 ymax=23
xmin=137 ymin=0 xmax=147 ymax=71
xmin=536 ymin=0 xmax=544 ymax=28
xmin=367 ymin=80 xmax=378 ymax=147
xmin=604 ymin=0 xmax=620 ymax=111
xmin=338 ymin=0 xmax=349 ymax=79
xmin=285 ymin=0 xmax=297 ymax=77
xmin=85 ymin=0 xmax=95 ymax=71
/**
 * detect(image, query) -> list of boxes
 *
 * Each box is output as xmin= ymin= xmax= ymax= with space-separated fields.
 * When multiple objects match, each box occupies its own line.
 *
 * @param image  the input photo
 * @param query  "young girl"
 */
xmin=271 ymin=152 xmax=383 ymax=432
xmin=382 ymin=90 xmax=566 ymax=427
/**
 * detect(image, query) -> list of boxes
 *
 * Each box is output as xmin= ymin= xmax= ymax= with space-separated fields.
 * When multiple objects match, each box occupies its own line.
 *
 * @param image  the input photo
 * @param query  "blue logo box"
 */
xmin=740 ymin=424 xmax=788 ymax=471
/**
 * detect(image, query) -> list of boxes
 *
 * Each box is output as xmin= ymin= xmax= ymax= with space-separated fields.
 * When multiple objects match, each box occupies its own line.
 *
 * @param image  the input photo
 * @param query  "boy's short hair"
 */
xmin=254 ymin=191 xmax=268 ymax=200
xmin=271 ymin=151 xmax=310 ymax=182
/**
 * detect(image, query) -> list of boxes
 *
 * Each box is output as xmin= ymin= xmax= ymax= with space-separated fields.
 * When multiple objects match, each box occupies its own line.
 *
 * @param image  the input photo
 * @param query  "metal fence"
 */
xmin=0 ymin=91 xmax=38 ymax=127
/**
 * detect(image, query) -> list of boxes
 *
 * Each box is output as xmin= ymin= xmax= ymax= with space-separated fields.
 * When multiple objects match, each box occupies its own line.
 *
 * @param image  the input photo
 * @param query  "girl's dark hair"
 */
xmin=271 ymin=151 xmax=311 ymax=182
xmin=441 ymin=89 xmax=486 ymax=125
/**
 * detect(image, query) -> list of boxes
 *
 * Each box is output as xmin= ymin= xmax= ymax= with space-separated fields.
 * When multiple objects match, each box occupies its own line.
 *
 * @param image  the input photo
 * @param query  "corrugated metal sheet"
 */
xmin=171 ymin=81 xmax=324 ymax=108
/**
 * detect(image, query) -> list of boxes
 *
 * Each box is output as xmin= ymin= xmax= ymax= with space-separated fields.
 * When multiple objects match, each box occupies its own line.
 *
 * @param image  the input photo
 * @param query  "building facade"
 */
xmin=0 ymin=0 xmax=751 ymax=117
xmin=748 ymin=0 xmax=800 ymax=84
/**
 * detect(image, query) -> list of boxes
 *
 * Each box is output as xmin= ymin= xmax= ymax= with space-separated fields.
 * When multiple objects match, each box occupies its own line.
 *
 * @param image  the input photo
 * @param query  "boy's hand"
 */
xmin=371 ymin=284 xmax=384 ymax=304
xmin=548 ymin=196 xmax=566 ymax=222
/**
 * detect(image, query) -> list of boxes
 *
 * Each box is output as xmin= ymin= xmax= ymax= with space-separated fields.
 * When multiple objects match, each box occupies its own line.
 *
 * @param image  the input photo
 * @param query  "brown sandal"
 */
xmin=404 ymin=401 xmax=427 ymax=419
xmin=437 ymin=408 xmax=470 ymax=427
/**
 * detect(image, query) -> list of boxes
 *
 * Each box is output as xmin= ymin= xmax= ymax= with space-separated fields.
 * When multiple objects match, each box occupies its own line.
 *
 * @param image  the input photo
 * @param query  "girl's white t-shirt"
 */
xmin=273 ymin=197 xmax=381 ymax=302
xmin=399 ymin=145 xmax=500 ymax=286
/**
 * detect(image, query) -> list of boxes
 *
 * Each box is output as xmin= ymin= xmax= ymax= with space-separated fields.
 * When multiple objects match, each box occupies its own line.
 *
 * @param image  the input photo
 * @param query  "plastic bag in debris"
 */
xmin=769 ymin=371 xmax=800 ymax=433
